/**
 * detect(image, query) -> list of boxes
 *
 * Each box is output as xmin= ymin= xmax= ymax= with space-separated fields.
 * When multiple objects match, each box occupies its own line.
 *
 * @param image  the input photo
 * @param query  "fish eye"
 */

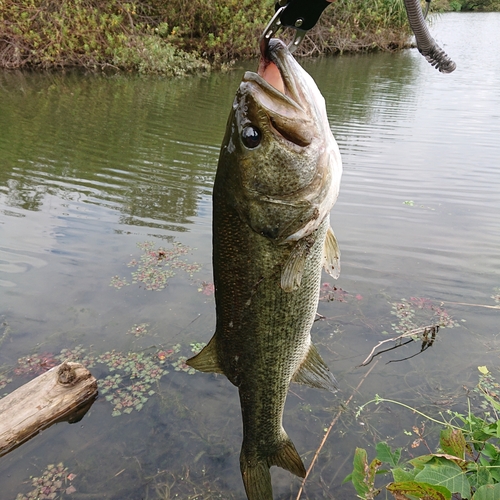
xmin=241 ymin=126 xmax=261 ymax=149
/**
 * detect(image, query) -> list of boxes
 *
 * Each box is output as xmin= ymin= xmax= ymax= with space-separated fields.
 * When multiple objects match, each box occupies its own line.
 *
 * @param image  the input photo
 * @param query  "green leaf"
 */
xmin=409 ymin=454 xmax=434 ymax=471
xmin=481 ymin=442 xmax=499 ymax=460
xmin=440 ymin=428 xmax=466 ymax=459
xmin=414 ymin=458 xmax=471 ymax=498
xmin=473 ymin=483 xmax=500 ymax=500
xmin=392 ymin=467 xmax=417 ymax=483
xmin=467 ymin=466 xmax=493 ymax=491
xmin=376 ymin=442 xmax=401 ymax=467
xmin=350 ymin=448 xmax=370 ymax=496
xmin=387 ymin=480 xmax=451 ymax=500
xmin=348 ymin=448 xmax=382 ymax=497
xmin=342 ymin=473 xmax=353 ymax=484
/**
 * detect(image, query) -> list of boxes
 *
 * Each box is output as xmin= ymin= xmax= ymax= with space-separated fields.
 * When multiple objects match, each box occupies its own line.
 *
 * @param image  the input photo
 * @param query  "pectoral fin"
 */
xmin=292 ymin=343 xmax=338 ymax=392
xmin=281 ymin=238 xmax=313 ymax=292
xmin=185 ymin=336 xmax=224 ymax=374
xmin=323 ymin=226 xmax=341 ymax=279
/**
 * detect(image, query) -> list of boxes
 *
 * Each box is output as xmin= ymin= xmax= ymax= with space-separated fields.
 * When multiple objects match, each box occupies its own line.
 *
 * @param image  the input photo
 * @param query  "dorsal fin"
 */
xmin=185 ymin=336 xmax=224 ymax=374
xmin=292 ymin=343 xmax=338 ymax=392
xmin=323 ymin=226 xmax=340 ymax=279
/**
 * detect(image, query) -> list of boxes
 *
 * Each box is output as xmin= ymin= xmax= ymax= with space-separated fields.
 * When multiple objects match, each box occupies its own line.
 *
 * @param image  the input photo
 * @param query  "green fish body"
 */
xmin=187 ymin=39 xmax=342 ymax=499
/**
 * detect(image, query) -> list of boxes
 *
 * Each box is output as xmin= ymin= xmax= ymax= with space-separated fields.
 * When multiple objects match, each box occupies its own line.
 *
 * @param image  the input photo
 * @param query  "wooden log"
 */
xmin=0 ymin=362 xmax=98 ymax=456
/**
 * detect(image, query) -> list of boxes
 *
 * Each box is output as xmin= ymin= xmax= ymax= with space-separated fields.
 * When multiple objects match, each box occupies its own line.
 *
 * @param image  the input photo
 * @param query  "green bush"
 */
xmin=0 ymin=0 xmax=415 ymax=71
xmin=344 ymin=367 xmax=500 ymax=499
xmin=431 ymin=0 xmax=500 ymax=11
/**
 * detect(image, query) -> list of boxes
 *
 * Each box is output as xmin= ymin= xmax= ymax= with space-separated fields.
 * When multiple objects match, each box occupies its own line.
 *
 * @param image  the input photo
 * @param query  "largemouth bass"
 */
xmin=187 ymin=38 xmax=342 ymax=499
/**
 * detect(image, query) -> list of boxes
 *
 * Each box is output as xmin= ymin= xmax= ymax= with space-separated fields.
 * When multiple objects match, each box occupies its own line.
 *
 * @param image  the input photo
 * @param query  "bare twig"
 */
xmin=358 ymin=325 xmax=438 ymax=367
xmin=295 ymin=360 xmax=379 ymax=500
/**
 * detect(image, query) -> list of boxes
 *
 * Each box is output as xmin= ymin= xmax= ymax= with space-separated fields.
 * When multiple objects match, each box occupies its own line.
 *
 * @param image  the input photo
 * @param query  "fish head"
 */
xmin=216 ymin=38 xmax=342 ymax=242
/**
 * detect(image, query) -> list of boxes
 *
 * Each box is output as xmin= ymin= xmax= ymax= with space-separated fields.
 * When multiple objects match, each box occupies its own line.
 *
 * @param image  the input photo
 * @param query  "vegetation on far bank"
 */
xmin=1 ymin=0 xmax=409 ymax=73
xmin=1 ymin=0 xmax=499 ymax=73
xmin=432 ymin=0 xmax=500 ymax=11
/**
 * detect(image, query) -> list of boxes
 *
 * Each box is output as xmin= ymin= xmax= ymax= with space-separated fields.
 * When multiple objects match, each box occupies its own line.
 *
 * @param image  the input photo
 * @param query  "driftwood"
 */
xmin=0 ymin=362 xmax=97 ymax=456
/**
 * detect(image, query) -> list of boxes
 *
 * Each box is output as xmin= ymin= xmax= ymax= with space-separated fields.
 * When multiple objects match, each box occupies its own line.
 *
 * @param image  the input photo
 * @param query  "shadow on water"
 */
xmin=1 ymin=12 xmax=500 ymax=500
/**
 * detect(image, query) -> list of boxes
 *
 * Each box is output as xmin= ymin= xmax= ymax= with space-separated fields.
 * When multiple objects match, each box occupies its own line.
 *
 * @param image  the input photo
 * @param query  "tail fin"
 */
xmin=240 ymin=461 xmax=273 ymax=500
xmin=240 ymin=435 xmax=306 ymax=500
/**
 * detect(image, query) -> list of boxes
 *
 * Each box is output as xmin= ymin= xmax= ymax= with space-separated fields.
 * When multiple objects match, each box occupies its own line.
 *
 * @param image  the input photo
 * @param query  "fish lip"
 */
xmin=243 ymin=38 xmax=301 ymax=107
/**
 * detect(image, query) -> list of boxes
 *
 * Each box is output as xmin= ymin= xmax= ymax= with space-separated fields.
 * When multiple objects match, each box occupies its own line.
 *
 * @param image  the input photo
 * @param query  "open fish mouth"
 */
xmin=240 ymin=38 xmax=315 ymax=149
xmin=244 ymin=38 xmax=306 ymax=114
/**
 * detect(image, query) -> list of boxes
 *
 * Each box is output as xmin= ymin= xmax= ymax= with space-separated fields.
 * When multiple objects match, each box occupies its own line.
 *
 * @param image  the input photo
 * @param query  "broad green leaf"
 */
xmin=387 ymin=480 xmax=451 ymax=500
xmin=376 ymin=441 xmax=401 ymax=467
xmin=481 ymin=442 xmax=499 ymax=460
xmin=350 ymin=448 xmax=370 ymax=496
xmin=392 ymin=467 xmax=417 ymax=483
xmin=472 ymin=483 xmax=500 ymax=500
xmin=488 ymin=464 xmax=500 ymax=483
xmin=414 ymin=458 xmax=471 ymax=498
xmin=440 ymin=428 xmax=466 ymax=459
xmin=409 ymin=454 xmax=434 ymax=471
xmin=432 ymin=453 xmax=469 ymax=469
xmin=467 ymin=466 xmax=493 ymax=491
xmin=348 ymin=448 xmax=382 ymax=498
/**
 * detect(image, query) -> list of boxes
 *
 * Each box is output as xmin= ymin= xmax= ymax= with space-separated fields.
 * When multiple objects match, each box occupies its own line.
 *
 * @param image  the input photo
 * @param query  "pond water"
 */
xmin=1 ymin=12 xmax=499 ymax=500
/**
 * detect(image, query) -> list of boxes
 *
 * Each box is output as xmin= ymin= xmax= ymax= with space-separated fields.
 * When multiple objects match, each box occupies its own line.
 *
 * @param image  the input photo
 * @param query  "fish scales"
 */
xmin=187 ymin=38 xmax=342 ymax=500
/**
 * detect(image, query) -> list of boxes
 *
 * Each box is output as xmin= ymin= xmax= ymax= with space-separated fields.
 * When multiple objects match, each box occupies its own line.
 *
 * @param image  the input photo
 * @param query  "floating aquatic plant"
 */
xmin=172 ymin=356 xmax=196 ymax=375
xmin=0 ymin=372 xmax=12 ymax=391
xmin=390 ymin=296 xmax=458 ymax=336
xmin=126 ymin=323 xmax=150 ymax=337
xmin=14 ymin=353 xmax=58 ymax=376
xmin=109 ymin=275 xmax=130 ymax=289
xmin=15 ymin=462 xmax=76 ymax=500
xmin=2 ymin=340 xmax=196 ymax=416
xmin=190 ymin=342 xmax=206 ymax=354
xmin=57 ymin=346 xmax=95 ymax=368
xmin=197 ymin=281 xmax=215 ymax=296
xmin=110 ymin=240 xmax=201 ymax=291
xmin=56 ymin=343 xmax=190 ymax=416
xmin=319 ymin=283 xmax=349 ymax=302
xmin=99 ymin=374 xmax=123 ymax=395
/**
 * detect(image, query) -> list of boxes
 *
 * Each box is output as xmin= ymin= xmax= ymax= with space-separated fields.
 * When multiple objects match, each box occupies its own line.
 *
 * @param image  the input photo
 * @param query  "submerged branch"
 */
xmin=295 ymin=360 xmax=379 ymax=499
xmin=359 ymin=325 xmax=439 ymax=367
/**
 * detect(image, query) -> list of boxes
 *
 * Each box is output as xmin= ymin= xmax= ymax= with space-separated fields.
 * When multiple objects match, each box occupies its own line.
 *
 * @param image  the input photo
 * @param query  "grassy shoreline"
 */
xmin=1 ymin=0 xmax=497 ymax=74
xmin=0 ymin=0 xmax=413 ymax=74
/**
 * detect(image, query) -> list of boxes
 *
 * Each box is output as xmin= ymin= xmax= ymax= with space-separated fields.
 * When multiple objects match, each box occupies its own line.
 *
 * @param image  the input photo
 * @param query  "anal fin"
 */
xmin=270 ymin=436 xmax=306 ymax=478
xmin=185 ymin=336 xmax=224 ymax=374
xmin=292 ymin=343 xmax=338 ymax=392
xmin=324 ymin=226 xmax=341 ymax=279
